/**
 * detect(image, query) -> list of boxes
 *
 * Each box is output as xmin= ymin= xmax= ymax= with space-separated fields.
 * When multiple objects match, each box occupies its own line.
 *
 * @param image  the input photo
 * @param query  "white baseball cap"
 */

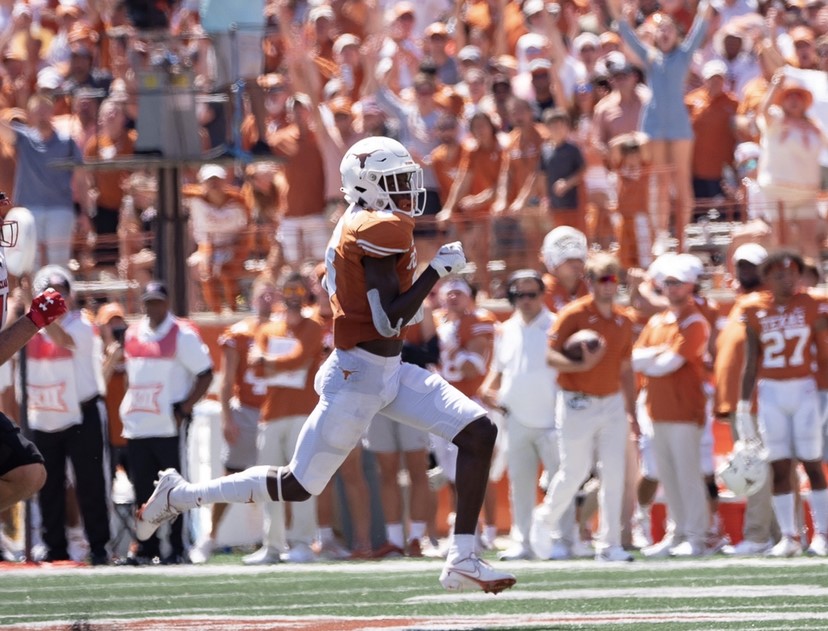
xmin=197 ymin=164 xmax=227 ymax=183
xmin=732 ymin=243 xmax=768 ymax=266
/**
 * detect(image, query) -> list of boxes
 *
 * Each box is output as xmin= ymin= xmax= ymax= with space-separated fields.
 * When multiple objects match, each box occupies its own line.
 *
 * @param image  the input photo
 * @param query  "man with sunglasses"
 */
xmin=480 ymin=270 xmax=558 ymax=561
xmin=632 ymin=253 xmax=711 ymax=557
xmin=533 ymin=252 xmax=637 ymax=562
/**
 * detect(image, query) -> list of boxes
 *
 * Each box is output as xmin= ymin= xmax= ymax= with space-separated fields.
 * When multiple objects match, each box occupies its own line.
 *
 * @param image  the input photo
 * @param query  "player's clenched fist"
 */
xmin=430 ymin=241 xmax=466 ymax=278
xmin=26 ymin=288 xmax=67 ymax=329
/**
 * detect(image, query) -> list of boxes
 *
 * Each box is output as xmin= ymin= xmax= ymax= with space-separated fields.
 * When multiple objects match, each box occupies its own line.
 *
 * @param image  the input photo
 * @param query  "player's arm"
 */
xmin=0 ymin=290 xmax=67 ymax=366
xmin=363 ymin=255 xmax=439 ymax=337
xmin=735 ymin=324 xmax=760 ymax=442
xmin=455 ymin=333 xmax=492 ymax=381
xmin=219 ymin=342 xmax=240 ymax=444
xmin=546 ymin=314 xmax=605 ymax=373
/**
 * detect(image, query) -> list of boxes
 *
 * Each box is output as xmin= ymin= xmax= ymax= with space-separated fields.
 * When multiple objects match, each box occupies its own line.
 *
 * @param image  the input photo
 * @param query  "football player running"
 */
xmin=135 ymin=137 xmax=516 ymax=594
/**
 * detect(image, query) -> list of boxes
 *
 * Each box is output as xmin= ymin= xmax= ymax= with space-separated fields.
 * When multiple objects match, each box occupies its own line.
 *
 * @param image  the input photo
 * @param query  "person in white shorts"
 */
xmin=135 ymin=136 xmax=516 ymax=594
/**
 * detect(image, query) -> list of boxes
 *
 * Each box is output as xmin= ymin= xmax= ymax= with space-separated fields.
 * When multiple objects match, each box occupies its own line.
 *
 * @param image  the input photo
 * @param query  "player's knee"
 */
xmin=453 ymin=416 xmax=497 ymax=456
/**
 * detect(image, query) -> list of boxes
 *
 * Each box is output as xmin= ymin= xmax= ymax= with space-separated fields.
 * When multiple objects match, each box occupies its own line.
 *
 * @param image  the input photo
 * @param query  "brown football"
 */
xmin=561 ymin=329 xmax=603 ymax=361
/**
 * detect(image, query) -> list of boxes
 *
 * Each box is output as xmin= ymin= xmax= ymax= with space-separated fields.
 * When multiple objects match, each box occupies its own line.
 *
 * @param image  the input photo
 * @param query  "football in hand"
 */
xmin=561 ymin=329 xmax=603 ymax=361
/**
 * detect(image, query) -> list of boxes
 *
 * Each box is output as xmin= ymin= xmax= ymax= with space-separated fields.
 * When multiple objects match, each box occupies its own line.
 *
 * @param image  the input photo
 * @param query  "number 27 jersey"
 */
xmin=739 ymin=290 xmax=828 ymax=380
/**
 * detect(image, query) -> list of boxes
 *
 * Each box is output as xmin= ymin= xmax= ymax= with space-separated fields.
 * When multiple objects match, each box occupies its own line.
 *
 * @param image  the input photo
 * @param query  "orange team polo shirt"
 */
xmin=430 ymin=144 xmax=463 ymax=205
xmin=740 ymin=290 xmax=828 ymax=381
xmin=266 ymin=124 xmax=326 ymax=218
xmin=83 ymin=130 xmax=137 ymax=210
xmin=503 ymin=125 xmax=546 ymax=204
xmin=254 ymin=316 xmax=324 ymax=421
xmin=686 ymin=88 xmax=739 ymax=181
xmin=549 ymin=294 xmax=633 ymax=396
xmin=454 ymin=143 xmax=504 ymax=220
xmin=218 ymin=317 xmax=268 ymax=410
xmin=635 ymin=304 xmax=710 ymax=424
xmin=543 ymin=273 xmax=590 ymax=313
xmin=330 ymin=207 xmax=418 ymax=350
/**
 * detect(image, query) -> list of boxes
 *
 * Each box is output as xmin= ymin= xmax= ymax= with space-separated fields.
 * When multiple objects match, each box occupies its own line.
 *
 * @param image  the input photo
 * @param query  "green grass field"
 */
xmin=3 ymin=555 xmax=828 ymax=630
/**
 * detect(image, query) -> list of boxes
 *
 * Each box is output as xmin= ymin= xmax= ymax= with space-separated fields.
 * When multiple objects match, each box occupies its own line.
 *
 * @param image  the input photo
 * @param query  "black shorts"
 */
xmin=0 ymin=413 xmax=44 ymax=477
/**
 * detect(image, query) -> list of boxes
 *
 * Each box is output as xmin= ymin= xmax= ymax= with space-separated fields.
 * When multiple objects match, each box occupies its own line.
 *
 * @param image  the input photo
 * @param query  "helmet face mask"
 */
xmin=0 ymin=219 xmax=18 ymax=248
xmin=340 ymin=136 xmax=426 ymax=217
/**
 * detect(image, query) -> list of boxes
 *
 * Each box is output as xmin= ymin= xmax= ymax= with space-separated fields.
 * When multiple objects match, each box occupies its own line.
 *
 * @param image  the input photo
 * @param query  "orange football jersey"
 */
xmin=808 ymin=289 xmax=828 ymax=390
xmin=435 ymin=307 xmax=497 ymax=397
xmin=327 ymin=207 xmax=418 ymax=350
xmin=740 ymin=291 xmax=828 ymax=381
xmin=218 ymin=317 xmax=268 ymax=409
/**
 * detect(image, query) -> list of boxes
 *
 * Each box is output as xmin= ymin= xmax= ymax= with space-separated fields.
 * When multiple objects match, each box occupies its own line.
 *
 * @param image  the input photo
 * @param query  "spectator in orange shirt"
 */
xmin=534 ymin=252 xmax=637 ymax=562
xmin=97 ymin=302 xmax=128 ymax=477
xmin=632 ymin=253 xmax=711 ymax=558
xmin=241 ymin=162 xmax=283 ymax=277
xmin=686 ymin=60 xmax=739 ymax=218
xmin=82 ymin=98 xmax=136 ymax=272
xmin=439 ymin=111 xmax=504 ymax=294
xmin=610 ymin=132 xmax=655 ymax=270
xmin=183 ymin=164 xmax=252 ymax=313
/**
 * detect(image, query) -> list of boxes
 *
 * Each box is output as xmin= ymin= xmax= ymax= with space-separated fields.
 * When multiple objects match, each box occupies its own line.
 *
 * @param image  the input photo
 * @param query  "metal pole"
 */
xmin=154 ymin=166 xmax=188 ymax=316
xmin=18 ymin=345 xmax=32 ymax=562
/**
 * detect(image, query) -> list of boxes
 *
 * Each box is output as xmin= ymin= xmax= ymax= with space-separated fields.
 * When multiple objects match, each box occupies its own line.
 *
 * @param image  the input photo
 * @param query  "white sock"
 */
xmin=447 ymin=533 xmax=475 ymax=563
xmin=809 ymin=488 xmax=828 ymax=534
xmin=317 ymin=526 xmax=335 ymax=544
xmin=771 ymin=493 xmax=796 ymax=538
xmin=408 ymin=521 xmax=426 ymax=542
xmin=484 ymin=524 xmax=498 ymax=544
xmin=170 ymin=466 xmax=273 ymax=509
xmin=386 ymin=523 xmax=404 ymax=549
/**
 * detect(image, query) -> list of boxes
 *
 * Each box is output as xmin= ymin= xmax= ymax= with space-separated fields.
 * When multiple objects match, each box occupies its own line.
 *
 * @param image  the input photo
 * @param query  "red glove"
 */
xmin=26 ymin=288 xmax=67 ymax=329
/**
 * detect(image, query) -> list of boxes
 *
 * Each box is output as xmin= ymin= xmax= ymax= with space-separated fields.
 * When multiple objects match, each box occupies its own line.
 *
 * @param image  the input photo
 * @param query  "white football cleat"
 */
xmin=498 ymin=543 xmax=534 ymax=561
xmin=439 ymin=555 xmax=517 ymax=594
xmin=722 ymin=538 xmax=772 ymax=556
xmin=243 ymin=546 xmax=281 ymax=565
xmin=136 ymin=469 xmax=185 ymax=541
xmin=595 ymin=545 xmax=634 ymax=562
xmin=767 ymin=536 xmax=802 ymax=558
xmin=188 ymin=537 xmax=215 ymax=565
xmin=641 ymin=535 xmax=676 ymax=558
xmin=807 ymin=533 xmax=828 ymax=557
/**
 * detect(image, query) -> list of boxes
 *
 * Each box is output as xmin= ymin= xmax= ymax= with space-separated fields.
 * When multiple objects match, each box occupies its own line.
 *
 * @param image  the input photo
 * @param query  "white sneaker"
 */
xmin=281 ymin=542 xmax=316 ymax=563
xmin=314 ymin=538 xmax=351 ymax=561
xmin=642 ymin=536 xmax=676 ymax=558
xmin=669 ymin=541 xmax=704 ymax=557
xmin=723 ymin=538 xmax=772 ymax=556
xmin=498 ymin=543 xmax=534 ymax=561
xmin=67 ymin=527 xmax=90 ymax=562
xmin=136 ymin=469 xmax=186 ymax=541
xmin=807 ymin=533 xmax=828 ymax=557
xmin=243 ymin=546 xmax=281 ymax=565
xmin=439 ymin=554 xmax=517 ymax=594
xmin=704 ymin=532 xmax=731 ymax=555
xmin=595 ymin=545 xmax=634 ymax=562
xmin=189 ymin=538 xmax=214 ymax=565
xmin=572 ymin=539 xmax=594 ymax=558
xmin=767 ymin=536 xmax=802 ymax=558
xmin=548 ymin=540 xmax=572 ymax=560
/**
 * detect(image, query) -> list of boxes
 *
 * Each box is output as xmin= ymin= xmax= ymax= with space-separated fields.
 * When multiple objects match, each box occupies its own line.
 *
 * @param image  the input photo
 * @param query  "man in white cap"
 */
xmin=686 ymin=59 xmax=738 ymax=212
xmin=632 ymin=253 xmax=711 ymax=557
xmin=539 ymin=226 xmax=589 ymax=312
xmin=714 ymin=242 xmax=777 ymax=556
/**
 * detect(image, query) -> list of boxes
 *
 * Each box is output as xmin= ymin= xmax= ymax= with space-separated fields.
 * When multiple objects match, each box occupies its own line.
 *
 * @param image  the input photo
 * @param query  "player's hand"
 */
xmin=430 ymin=241 xmax=466 ymax=277
xmin=26 ymin=288 xmax=67 ymax=329
xmin=735 ymin=401 xmax=758 ymax=442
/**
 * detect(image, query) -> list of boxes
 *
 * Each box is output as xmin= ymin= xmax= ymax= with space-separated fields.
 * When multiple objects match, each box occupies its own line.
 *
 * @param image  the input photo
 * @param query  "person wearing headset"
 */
xmin=479 ymin=270 xmax=563 ymax=560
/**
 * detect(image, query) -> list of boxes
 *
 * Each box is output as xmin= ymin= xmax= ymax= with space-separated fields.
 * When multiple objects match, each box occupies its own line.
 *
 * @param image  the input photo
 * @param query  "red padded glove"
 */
xmin=26 ymin=288 xmax=67 ymax=329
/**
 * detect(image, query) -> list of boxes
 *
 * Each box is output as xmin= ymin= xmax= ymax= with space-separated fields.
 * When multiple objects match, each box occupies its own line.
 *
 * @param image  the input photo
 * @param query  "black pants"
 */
xmin=127 ymin=435 xmax=184 ymax=558
xmin=34 ymin=398 xmax=111 ymax=560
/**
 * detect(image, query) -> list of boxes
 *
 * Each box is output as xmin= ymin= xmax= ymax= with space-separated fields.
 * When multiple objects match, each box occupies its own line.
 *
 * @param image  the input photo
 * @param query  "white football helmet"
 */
xmin=717 ymin=441 xmax=769 ymax=497
xmin=339 ymin=136 xmax=425 ymax=216
xmin=541 ymin=226 xmax=588 ymax=271
xmin=0 ymin=209 xmax=17 ymax=248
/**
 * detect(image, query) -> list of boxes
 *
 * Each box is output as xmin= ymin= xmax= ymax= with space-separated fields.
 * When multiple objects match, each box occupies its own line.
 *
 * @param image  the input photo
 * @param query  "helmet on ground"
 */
xmin=339 ymin=136 xmax=425 ymax=216
xmin=717 ymin=441 xmax=769 ymax=497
